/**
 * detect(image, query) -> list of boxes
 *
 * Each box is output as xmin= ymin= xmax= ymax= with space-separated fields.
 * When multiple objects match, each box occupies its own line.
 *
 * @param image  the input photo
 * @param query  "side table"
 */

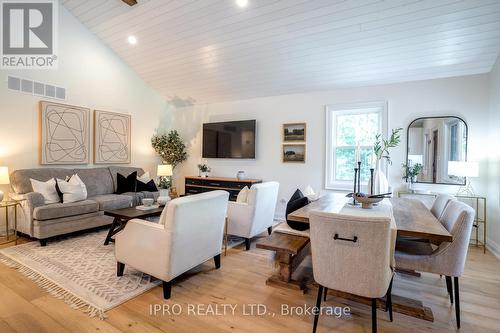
xmin=0 ymin=200 xmax=20 ymax=245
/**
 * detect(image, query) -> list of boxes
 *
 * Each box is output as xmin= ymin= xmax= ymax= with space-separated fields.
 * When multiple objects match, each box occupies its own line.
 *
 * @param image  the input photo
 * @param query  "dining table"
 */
xmin=259 ymin=192 xmax=453 ymax=322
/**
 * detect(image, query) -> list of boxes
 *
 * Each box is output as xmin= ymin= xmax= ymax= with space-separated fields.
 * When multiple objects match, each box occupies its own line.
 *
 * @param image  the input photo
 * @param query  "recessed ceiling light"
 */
xmin=236 ymin=0 xmax=248 ymax=8
xmin=127 ymin=35 xmax=137 ymax=45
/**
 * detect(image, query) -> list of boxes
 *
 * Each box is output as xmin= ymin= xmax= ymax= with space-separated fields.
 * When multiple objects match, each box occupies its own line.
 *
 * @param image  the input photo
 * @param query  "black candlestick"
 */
xmin=357 ymin=161 xmax=361 ymax=194
xmin=370 ymin=168 xmax=374 ymax=195
xmin=353 ymin=167 xmax=358 ymax=205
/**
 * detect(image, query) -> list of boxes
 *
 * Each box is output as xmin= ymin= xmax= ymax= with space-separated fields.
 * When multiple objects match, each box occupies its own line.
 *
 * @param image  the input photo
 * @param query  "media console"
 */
xmin=184 ymin=176 xmax=262 ymax=201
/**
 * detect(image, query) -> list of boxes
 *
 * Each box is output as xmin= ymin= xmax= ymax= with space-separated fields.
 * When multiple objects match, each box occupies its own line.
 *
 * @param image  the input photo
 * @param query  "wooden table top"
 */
xmin=287 ymin=193 xmax=452 ymax=243
xmin=104 ymin=206 xmax=164 ymax=220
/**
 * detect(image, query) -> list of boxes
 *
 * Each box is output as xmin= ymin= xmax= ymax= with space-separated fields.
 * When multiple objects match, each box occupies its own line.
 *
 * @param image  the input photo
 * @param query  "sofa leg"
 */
xmin=40 ymin=239 xmax=47 ymax=247
xmin=245 ymin=238 xmax=251 ymax=251
xmin=267 ymin=226 xmax=272 ymax=235
xmin=163 ymin=281 xmax=172 ymax=299
xmin=214 ymin=254 xmax=221 ymax=269
xmin=117 ymin=262 xmax=125 ymax=277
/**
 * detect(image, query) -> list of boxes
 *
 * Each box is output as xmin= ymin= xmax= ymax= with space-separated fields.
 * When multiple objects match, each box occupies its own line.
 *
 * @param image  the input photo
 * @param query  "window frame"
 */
xmin=324 ymin=101 xmax=388 ymax=191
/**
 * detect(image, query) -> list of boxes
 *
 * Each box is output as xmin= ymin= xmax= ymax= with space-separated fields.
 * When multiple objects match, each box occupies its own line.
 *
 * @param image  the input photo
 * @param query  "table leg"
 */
xmin=224 ymin=217 xmax=228 ymax=256
xmin=5 ymin=206 xmax=9 ymax=241
xmin=14 ymin=204 xmax=18 ymax=245
xmin=104 ymin=217 xmax=120 ymax=245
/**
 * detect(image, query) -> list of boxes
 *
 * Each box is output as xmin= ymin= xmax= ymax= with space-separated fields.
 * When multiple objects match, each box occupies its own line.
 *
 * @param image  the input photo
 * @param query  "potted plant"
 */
xmin=369 ymin=127 xmax=403 ymax=194
xmin=151 ymin=130 xmax=188 ymax=197
xmin=197 ymin=163 xmax=211 ymax=178
xmin=402 ymin=162 xmax=423 ymax=192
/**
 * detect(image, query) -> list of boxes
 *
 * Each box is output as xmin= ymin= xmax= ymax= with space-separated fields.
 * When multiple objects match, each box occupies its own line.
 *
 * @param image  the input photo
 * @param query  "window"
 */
xmin=325 ymin=102 xmax=387 ymax=190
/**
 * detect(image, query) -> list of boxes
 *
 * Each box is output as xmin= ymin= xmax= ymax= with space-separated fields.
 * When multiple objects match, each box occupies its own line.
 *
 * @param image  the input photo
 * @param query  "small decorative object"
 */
xmin=39 ymin=101 xmax=90 ymax=165
xmin=236 ymin=171 xmax=246 ymax=180
xmin=448 ymin=161 xmax=479 ymax=196
xmin=303 ymin=185 xmax=319 ymax=201
xmin=142 ymin=198 xmax=154 ymax=207
xmin=402 ymin=162 xmax=423 ymax=193
xmin=282 ymin=144 xmax=306 ymax=163
xmin=198 ymin=163 xmax=211 ymax=177
xmin=283 ymin=123 xmax=306 ymax=141
xmin=0 ymin=166 xmax=9 ymax=202
xmin=157 ymin=164 xmax=173 ymax=203
xmin=368 ymin=127 xmax=403 ymax=194
xmin=353 ymin=193 xmax=384 ymax=209
xmin=94 ymin=110 xmax=131 ymax=164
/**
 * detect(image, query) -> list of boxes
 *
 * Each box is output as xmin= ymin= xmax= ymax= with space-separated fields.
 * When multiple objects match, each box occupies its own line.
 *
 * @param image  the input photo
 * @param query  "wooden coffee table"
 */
xmin=103 ymin=206 xmax=164 ymax=245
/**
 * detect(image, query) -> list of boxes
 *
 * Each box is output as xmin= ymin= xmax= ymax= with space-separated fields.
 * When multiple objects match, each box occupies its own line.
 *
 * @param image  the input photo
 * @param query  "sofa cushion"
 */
xmin=11 ymin=168 xmax=73 ymax=194
xmin=108 ymin=166 xmax=144 ymax=192
xmin=72 ymin=168 xmax=114 ymax=197
xmin=116 ymin=171 xmax=137 ymax=194
xmin=33 ymin=200 xmax=99 ymax=221
xmin=89 ymin=194 xmax=133 ymax=211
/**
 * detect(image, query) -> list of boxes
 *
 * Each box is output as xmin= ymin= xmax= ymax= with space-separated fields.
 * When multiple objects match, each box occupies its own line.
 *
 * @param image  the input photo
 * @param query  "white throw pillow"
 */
xmin=137 ymin=171 xmax=151 ymax=183
xmin=57 ymin=174 xmax=87 ymax=203
xmin=236 ymin=186 xmax=249 ymax=203
xmin=30 ymin=178 xmax=60 ymax=204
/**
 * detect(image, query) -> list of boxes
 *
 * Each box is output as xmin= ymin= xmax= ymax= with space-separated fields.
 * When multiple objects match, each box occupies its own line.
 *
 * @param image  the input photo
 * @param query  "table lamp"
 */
xmin=0 ymin=166 xmax=9 ymax=202
xmin=448 ymin=161 xmax=479 ymax=196
xmin=157 ymin=164 xmax=173 ymax=205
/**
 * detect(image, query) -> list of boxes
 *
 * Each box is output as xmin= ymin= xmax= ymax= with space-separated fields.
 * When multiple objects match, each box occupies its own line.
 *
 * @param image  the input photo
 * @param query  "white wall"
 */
xmin=0 ymin=7 xmax=169 ymax=229
xmin=172 ymin=74 xmax=491 ymax=221
xmin=488 ymin=57 xmax=500 ymax=258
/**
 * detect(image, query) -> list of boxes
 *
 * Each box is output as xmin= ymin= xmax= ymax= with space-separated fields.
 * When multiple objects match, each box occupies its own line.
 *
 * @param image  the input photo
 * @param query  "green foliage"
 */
xmin=151 ymin=130 xmax=188 ymax=168
xmin=402 ymin=163 xmax=423 ymax=182
xmin=197 ymin=163 xmax=211 ymax=172
xmin=158 ymin=176 xmax=171 ymax=189
xmin=373 ymin=128 xmax=403 ymax=165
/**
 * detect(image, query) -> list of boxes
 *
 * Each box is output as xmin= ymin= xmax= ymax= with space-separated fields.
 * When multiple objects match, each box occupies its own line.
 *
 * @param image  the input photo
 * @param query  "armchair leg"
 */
xmin=245 ymin=238 xmax=251 ymax=251
xmin=371 ymin=298 xmax=378 ymax=333
xmin=267 ymin=226 xmax=272 ymax=235
xmin=313 ymin=285 xmax=323 ymax=333
xmin=117 ymin=262 xmax=125 ymax=277
xmin=214 ymin=254 xmax=221 ymax=269
xmin=40 ymin=239 xmax=47 ymax=247
xmin=323 ymin=287 xmax=328 ymax=301
xmin=454 ymin=277 xmax=460 ymax=329
xmin=163 ymin=281 xmax=172 ymax=300
xmin=446 ymin=276 xmax=454 ymax=303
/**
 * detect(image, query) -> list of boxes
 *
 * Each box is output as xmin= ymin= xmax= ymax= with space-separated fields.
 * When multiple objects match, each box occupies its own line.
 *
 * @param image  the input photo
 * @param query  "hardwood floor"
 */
xmin=0 ymin=237 xmax=499 ymax=333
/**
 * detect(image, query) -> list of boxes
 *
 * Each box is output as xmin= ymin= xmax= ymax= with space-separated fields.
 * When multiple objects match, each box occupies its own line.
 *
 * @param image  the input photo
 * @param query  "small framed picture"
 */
xmin=282 ymin=144 xmax=306 ymax=163
xmin=283 ymin=123 xmax=306 ymax=142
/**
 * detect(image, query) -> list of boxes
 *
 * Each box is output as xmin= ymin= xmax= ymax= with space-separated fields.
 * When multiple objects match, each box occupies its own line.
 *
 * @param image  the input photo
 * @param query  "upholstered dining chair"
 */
xmin=395 ymin=200 xmax=475 ymax=328
xmin=115 ymin=191 xmax=229 ymax=299
xmin=227 ymin=181 xmax=279 ymax=250
xmin=431 ymin=194 xmax=456 ymax=220
xmin=309 ymin=211 xmax=394 ymax=333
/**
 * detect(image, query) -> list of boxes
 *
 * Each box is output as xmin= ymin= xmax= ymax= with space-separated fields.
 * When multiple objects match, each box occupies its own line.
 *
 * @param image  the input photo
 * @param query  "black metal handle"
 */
xmin=333 ymin=233 xmax=358 ymax=243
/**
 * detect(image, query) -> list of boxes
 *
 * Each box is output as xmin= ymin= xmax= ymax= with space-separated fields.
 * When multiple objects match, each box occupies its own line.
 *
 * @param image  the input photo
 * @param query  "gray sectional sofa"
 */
xmin=9 ymin=166 xmax=158 ymax=246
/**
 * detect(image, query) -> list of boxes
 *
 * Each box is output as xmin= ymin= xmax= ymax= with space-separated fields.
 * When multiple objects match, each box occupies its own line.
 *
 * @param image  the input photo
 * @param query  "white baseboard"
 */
xmin=486 ymin=238 xmax=500 ymax=260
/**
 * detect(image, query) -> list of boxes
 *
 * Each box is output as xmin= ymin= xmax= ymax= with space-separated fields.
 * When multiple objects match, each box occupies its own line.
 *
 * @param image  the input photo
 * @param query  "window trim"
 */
xmin=324 ymin=101 xmax=388 ymax=191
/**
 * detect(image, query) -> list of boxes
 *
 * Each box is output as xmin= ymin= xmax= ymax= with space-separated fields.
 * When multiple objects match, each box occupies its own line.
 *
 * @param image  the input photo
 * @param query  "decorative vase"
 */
xmin=159 ymin=189 xmax=169 ymax=197
xmin=236 ymin=171 xmax=246 ymax=180
xmin=200 ymin=171 xmax=208 ymax=178
xmin=368 ymin=159 xmax=389 ymax=195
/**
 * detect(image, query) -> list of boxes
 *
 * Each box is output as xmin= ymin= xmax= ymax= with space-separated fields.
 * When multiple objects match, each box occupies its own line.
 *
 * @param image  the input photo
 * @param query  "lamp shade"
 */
xmin=0 ymin=166 xmax=9 ymax=184
xmin=157 ymin=164 xmax=173 ymax=177
xmin=448 ymin=161 xmax=479 ymax=177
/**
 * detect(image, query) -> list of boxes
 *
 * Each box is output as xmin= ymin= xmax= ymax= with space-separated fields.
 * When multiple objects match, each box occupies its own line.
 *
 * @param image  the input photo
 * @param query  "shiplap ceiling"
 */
xmin=63 ymin=0 xmax=500 ymax=104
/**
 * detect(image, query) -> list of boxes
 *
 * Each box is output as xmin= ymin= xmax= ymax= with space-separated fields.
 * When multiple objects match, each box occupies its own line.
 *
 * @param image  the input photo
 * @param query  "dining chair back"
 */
xmin=430 ymin=194 xmax=455 ymax=220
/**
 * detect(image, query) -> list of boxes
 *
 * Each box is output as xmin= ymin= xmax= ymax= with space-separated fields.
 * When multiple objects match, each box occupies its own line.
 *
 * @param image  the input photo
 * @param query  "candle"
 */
xmin=355 ymin=143 xmax=361 ymax=163
xmin=370 ymin=151 xmax=375 ymax=168
xmin=357 ymin=161 xmax=361 ymax=194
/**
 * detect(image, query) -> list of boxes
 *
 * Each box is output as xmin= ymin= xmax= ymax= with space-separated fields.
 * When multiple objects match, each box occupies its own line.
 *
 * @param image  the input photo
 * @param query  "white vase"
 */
xmin=368 ymin=160 xmax=389 ymax=195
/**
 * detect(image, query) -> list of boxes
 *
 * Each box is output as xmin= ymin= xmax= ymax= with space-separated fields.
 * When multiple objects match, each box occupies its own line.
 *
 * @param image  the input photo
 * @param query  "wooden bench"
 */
xmin=256 ymin=232 xmax=310 ymax=291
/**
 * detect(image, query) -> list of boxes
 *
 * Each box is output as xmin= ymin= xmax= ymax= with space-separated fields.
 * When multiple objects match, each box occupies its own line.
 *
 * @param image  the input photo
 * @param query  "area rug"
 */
xmin=0 ymin=230 xmax=160 ymax=319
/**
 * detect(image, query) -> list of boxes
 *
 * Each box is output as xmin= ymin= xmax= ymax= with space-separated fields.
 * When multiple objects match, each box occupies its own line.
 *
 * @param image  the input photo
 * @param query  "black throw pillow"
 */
xmin=286 ymin=189 xmax=310 ymax=231
xmin=116 ymin=171 xmax=137 ymax=194
xmin=136 ymin=179 xmax=158 ymax=192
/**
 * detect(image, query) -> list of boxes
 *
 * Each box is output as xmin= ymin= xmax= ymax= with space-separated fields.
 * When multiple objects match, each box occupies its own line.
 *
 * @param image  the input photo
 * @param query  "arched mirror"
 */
xmin=407 ymin=116 xmax=468 ymax=185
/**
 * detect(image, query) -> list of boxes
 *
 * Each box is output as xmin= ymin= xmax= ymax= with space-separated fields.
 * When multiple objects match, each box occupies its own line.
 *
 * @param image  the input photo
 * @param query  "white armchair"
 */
xmin=115 ymin=190 xmax=229 ymax=299
xmin=227 ymin=181 xmax=279 ymax=250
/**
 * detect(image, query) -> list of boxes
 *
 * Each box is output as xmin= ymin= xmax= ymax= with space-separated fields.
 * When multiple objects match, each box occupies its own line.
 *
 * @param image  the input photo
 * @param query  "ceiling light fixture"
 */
xmin=127 ymin=35 xmax=137 ymax=45
xmin=236 ymin=0 xmax=248 ymax=8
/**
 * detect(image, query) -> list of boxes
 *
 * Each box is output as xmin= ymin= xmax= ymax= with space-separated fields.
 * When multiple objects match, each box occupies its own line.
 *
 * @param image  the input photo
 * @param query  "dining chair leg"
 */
xmin=323 ymin=287 xmax=328 ymax=301
xmin=268 ymin=226 xmax=272 ymax=235
xmin=214 ymin=254 xmax=221 ymax=269
xmin=245 ymin=238 xmax=251 ymax=251
xmin=313 ymin=285 xmax=323 ymax=333
xmin=445 ymin=276 xmax=453 ymax=304
xmin=371 ymin=298 xmax=378 ymax=333
xmin=454 ymin=277 xmax=460 ymax=328
xmin=163 ymin=281 xmax=172 ymax=300
xmin=386 ymin=278 xmax=393 ymax=322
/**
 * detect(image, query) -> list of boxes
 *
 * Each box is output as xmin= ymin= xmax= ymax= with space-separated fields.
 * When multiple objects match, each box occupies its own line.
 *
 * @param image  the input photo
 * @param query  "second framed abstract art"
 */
xmin=93 ymin=110 xmax=131 ymax=164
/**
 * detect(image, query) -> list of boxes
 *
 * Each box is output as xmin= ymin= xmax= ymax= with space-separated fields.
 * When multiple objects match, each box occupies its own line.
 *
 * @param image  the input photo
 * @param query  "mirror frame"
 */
xmin=406 ymin=116 xmax=468 ymax=186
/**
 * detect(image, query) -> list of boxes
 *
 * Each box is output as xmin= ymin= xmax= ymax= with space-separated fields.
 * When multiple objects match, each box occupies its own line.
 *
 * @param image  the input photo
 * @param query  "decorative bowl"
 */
xmin=353 ymin=194 xmax=384 ymax=209
xmin=142 ymin=198 xmax=154 ymax=207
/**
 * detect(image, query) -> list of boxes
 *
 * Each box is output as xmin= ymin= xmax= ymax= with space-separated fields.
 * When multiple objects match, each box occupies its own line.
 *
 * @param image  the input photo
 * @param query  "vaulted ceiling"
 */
xmin=63 ymin=0 xmax=500 ymax=104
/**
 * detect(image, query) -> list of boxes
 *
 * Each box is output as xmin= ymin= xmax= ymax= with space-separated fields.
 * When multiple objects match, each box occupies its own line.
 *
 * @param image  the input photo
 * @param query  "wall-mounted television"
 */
xmin=202 ymin=120 xmax=256 ymax=159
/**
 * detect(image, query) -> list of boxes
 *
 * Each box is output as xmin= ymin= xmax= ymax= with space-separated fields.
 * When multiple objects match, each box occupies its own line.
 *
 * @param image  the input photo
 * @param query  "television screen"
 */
xmin=202 ymin=120 xmax=256 ymax=158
